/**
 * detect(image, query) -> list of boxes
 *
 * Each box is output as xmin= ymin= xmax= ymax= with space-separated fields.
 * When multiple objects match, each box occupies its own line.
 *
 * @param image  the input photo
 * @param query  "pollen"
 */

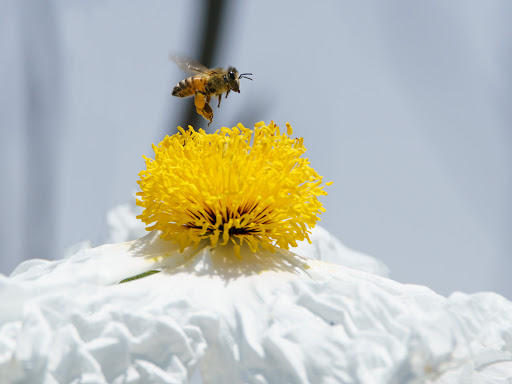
xmin=136 ymin=121 xmax=331 ymax=257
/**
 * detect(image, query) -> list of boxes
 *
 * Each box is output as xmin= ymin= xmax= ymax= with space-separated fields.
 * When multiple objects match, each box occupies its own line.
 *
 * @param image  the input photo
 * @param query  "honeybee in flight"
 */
xmin=171 ymin=55 xmax=253 ymax=126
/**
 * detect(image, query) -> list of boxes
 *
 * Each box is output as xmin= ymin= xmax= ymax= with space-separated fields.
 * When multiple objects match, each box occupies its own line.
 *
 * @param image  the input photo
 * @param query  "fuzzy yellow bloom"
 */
xmin=136 ymin=121 xmax=331 ymax=256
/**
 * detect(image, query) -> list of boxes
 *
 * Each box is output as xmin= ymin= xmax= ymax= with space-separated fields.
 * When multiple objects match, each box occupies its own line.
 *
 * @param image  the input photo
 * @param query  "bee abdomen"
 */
xmin=172 ymin=77 xmax=196 ymax=98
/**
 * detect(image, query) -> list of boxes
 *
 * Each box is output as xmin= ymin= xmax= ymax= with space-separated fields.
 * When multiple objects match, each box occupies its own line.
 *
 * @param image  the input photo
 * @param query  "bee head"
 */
xmin=226 ymin=67 xmax=253 ymax=93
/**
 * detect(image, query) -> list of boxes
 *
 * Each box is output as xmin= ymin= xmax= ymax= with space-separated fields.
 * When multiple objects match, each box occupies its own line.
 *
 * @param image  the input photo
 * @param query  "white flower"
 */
xmin=1 ymin=223 xmax=512 ymax=383
xmin=2 ymin=123 xmax=511 ymax=383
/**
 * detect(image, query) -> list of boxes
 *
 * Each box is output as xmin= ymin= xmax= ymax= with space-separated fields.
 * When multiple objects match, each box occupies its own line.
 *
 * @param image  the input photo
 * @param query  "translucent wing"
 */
xmin=170 ymin=54 xmax=209 ymax=75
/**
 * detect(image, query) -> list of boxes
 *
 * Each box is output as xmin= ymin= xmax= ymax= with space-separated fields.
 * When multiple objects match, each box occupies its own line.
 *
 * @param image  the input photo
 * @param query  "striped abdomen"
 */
xmin=172 ymin=76 xmax=206 ymax=98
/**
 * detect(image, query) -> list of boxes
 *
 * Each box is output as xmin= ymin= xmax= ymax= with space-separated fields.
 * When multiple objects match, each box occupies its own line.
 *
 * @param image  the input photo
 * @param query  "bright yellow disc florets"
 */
xmin=136 ymin=121 xmax=331 ymax=256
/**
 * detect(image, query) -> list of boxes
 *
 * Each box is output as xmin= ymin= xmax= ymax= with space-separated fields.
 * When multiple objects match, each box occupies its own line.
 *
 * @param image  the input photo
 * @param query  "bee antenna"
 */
xmin=239 ymin=73 xmax=253 ymax=81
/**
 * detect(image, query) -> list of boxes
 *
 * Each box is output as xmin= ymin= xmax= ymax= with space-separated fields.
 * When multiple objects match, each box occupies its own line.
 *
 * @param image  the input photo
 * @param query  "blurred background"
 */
xmin=1 ymin=0 xmax=510 ymax=298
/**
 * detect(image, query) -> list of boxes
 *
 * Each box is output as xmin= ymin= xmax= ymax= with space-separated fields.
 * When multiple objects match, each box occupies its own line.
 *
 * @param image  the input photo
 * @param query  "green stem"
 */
xmin=119 ymin=270 xmax=160 ymax=284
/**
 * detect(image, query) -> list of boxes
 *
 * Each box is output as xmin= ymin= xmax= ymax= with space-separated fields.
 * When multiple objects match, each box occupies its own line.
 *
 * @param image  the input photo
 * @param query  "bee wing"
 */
xmin=169 ymin=54 xmax=209 ymax=75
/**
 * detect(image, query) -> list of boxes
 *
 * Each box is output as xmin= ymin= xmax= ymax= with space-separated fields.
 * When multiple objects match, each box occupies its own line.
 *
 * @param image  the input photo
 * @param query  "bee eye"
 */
xmin=229 ymin=71 xmax=236 ymax=80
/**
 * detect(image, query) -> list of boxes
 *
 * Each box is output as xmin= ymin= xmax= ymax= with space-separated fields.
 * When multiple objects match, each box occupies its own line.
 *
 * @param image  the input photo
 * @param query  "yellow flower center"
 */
xmin=136 ymin=121 xmax=332 ymax=257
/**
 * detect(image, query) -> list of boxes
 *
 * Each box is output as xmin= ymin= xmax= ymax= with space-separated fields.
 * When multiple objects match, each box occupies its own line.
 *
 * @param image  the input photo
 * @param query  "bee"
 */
xmin=171 ymin=55 xmax=253 ymax=126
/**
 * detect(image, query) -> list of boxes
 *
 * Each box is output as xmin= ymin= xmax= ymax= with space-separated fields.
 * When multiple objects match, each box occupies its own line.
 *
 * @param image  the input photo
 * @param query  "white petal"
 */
xmin=9 ymin=231 xmax=202 ymax=286
xmin=2 ymin=234 xmax=512 ymax=383
xmin=294 ymin=225 xmax=390 ymax=276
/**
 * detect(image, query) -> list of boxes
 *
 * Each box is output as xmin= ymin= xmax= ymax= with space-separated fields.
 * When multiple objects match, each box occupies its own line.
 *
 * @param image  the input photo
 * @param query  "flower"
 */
xmin=136 ymin=121 xmax=331 ymax=257
xmin=2 ymin=121 xmax=512 ymax=383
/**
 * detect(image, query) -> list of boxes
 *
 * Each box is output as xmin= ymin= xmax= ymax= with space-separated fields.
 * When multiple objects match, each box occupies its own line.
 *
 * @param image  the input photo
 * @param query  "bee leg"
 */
xmin=194 ymin=91 xmax=214 ymax=125
xmin=204 ymin=103 xmax=213 ymax=126
xmin=225 ymin=89 xmax=230 ymax=99
xmin=217 ymin=94 xmax=222 ymax=108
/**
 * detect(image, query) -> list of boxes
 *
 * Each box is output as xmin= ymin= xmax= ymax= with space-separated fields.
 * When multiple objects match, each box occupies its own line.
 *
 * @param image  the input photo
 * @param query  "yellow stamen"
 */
xmin=136 ymin=121 xmax=331 ymax=256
